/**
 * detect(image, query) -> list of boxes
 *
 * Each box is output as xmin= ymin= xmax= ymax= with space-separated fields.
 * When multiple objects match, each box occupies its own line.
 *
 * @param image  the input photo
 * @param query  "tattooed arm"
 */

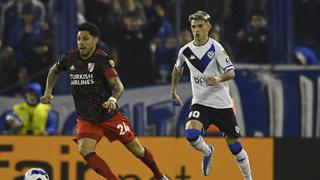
xmin=102 ymin=76 xmax=124 ymax=113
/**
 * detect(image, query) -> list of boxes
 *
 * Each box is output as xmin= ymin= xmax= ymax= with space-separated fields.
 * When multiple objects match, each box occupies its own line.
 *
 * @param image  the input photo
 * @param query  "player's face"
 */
xmin=190 ymin=20 xmax=211 ymax=44
xmin=77 ymin=31 xmax=98 ymax=57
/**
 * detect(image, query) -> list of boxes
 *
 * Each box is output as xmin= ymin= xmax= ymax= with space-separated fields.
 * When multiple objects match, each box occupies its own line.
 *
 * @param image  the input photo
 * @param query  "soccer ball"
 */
xmin=24 ymin=168 xmax=49 ymax=180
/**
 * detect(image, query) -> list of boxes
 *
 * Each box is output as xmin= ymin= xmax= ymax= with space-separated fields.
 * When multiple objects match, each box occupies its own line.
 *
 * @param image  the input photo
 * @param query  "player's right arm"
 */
xmin=41 ymin=53 xmax=69 ymax=104
xmin=171 ymin=66 xmax=184 ymax=106
xmin=41 ymin=64 xmax=59 ymax=104
xmin=170 ymin=48 xmax=186 ymax=106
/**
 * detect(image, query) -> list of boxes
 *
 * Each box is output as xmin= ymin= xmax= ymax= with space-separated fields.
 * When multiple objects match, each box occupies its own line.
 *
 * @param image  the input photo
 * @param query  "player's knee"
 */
xmin=78 ymin=144 xmax=95 ymax=157
xmin=228 ymin=141 xmax=243 ymax=155
xmin=185 ymin=129 xmax=201 ymax=142
xmin=131 ymin=146 xmax=145 ymax=158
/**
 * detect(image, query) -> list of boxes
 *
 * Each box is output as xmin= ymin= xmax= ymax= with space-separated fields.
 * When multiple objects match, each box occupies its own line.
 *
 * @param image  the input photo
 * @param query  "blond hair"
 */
xmin=188 ymin=11 xmax=211 ymax=22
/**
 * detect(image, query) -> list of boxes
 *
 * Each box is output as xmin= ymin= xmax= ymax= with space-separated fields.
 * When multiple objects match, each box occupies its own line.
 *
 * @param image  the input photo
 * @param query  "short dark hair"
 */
xmin=189 ymin=11 xmax=211 ymax=22
xmin=78 ymin=22 xmax=100 ymax=37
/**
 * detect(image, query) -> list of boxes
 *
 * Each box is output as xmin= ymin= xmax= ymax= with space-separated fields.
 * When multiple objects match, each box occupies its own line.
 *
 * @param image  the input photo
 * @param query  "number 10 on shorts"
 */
xmin=117 ymin=122 xmax=130 ymax=135
xmin=189 ymin=111 xmax=200 ymax=118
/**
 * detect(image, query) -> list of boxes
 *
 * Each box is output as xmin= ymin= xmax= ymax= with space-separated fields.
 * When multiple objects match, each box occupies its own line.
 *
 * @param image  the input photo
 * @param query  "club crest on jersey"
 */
xmin=109 ymin=60 xmax=115 ymax=68
xmin=235 ymin=126 xmax=240 ymax=134
xmin=207 ymin=51 xmax=215 ymax=59
xmin=88 ymin=63 xmax=95 ymax=72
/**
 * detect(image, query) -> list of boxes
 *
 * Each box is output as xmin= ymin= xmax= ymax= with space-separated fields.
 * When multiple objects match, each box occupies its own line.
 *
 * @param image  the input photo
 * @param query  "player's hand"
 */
xmin=102 ymin=99 xmax=117 ymax=113
xmin=207 ymin=75 xmax=222 ymax=86
xmin=171 ymin=91 xmax=183 ymax=106
xmin=40 ymin=94 xmax=53 ymax=104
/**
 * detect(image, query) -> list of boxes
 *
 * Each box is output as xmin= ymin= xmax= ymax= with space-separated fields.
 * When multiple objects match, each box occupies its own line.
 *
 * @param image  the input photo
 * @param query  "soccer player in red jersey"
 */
xmin=41 ymin=22 xmax=168 ymax=180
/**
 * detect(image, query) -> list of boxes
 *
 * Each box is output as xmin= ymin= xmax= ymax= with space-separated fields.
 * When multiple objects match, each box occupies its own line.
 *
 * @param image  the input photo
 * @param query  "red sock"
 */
xmin=140 ymin=148 xmax=163 ymax=179
xmin=84 ymin=152 xmax=120 ymax=180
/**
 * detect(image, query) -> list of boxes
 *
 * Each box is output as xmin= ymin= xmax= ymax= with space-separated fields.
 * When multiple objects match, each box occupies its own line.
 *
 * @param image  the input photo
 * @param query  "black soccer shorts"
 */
xmin=187 ymin=103 xmax=241 ymax=138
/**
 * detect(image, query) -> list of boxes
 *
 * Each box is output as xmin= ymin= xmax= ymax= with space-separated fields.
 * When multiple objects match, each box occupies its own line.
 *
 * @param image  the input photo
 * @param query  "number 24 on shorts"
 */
xmin=117 ymin=122 xmax=130 ymax=135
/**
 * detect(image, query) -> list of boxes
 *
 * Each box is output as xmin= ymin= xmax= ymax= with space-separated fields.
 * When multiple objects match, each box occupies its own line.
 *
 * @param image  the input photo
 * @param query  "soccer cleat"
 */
xmin=202 ymin=146 xmax=213 ymax=176
xmin=159 ymin=175 xmax=170 ymax=180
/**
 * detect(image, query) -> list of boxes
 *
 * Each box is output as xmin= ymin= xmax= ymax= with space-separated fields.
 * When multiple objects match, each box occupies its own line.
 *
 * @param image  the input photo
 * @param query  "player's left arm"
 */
xmin=207 ymin=44 xmax=235 ymax=86
xmin=100 ymin=56 xmax=124 ymax=112
xmin=103 ymin=76 xmax=124 ymax=113
xmin=107 ymin=76 xmax=124 ymax=100
xmin=207 ymin=69 xmax=235 ymax=86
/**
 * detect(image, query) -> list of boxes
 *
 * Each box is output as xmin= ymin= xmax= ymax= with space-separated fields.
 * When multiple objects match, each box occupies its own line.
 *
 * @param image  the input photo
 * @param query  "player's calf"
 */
xmin=139 ymin=147 xmax=164 ymax=179
xmin=202 ymin=145 xmax=214 ymax=176
xmin=77 ymin=138 xmax=119 ymax=179
xmin=185 ymin=129 xmax=214 ymax=176
xmin=84 ymin=152 xmax=120 ymax=179
xmin=127 ymin=144 xmax=145 ymax=158
xmin=228 ymin=141 xmax=253 ymax=180
xmin=185 ymin=129 xmax=212 ymax=156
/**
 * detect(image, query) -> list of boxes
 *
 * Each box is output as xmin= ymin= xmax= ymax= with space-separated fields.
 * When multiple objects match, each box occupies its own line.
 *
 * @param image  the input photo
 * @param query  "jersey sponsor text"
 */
xmin=70 ymin=73 xmax=94 ymax=85
xmin=193 ymin=76 xmax=207 ymax=86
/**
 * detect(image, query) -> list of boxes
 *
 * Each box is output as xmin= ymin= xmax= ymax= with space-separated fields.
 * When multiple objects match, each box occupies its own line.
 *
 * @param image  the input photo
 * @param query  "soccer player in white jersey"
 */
xmin=170 ymin=11 xmax=253 ymax=179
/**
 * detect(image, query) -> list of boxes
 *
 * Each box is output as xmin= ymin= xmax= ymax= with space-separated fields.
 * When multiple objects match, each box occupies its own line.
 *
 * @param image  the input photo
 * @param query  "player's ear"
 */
xmin=94 ymin=37 xmax=99 ymax=44
xmin=207 ymin=22 xmax=212 ymax=30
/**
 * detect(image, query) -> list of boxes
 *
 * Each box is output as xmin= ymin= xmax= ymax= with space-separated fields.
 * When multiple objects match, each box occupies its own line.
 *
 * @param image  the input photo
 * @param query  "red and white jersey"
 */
xmin=175 ymin=38 xmax=234 ymax=108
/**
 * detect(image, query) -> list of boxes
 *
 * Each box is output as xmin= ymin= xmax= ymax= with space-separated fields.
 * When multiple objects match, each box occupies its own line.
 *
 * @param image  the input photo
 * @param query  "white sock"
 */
xmin=235 ymin=149 xmax=252 ymax=180
xmin=189 ymin=136 xmax=212 ymax=156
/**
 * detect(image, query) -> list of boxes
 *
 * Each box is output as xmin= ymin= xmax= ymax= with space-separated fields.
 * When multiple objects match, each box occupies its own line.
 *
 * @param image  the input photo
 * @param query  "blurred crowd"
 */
xmin=0 ymin=0 xmax=319 ymax=97
xmin=0 ymin=0 xmax=52 ymax=96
